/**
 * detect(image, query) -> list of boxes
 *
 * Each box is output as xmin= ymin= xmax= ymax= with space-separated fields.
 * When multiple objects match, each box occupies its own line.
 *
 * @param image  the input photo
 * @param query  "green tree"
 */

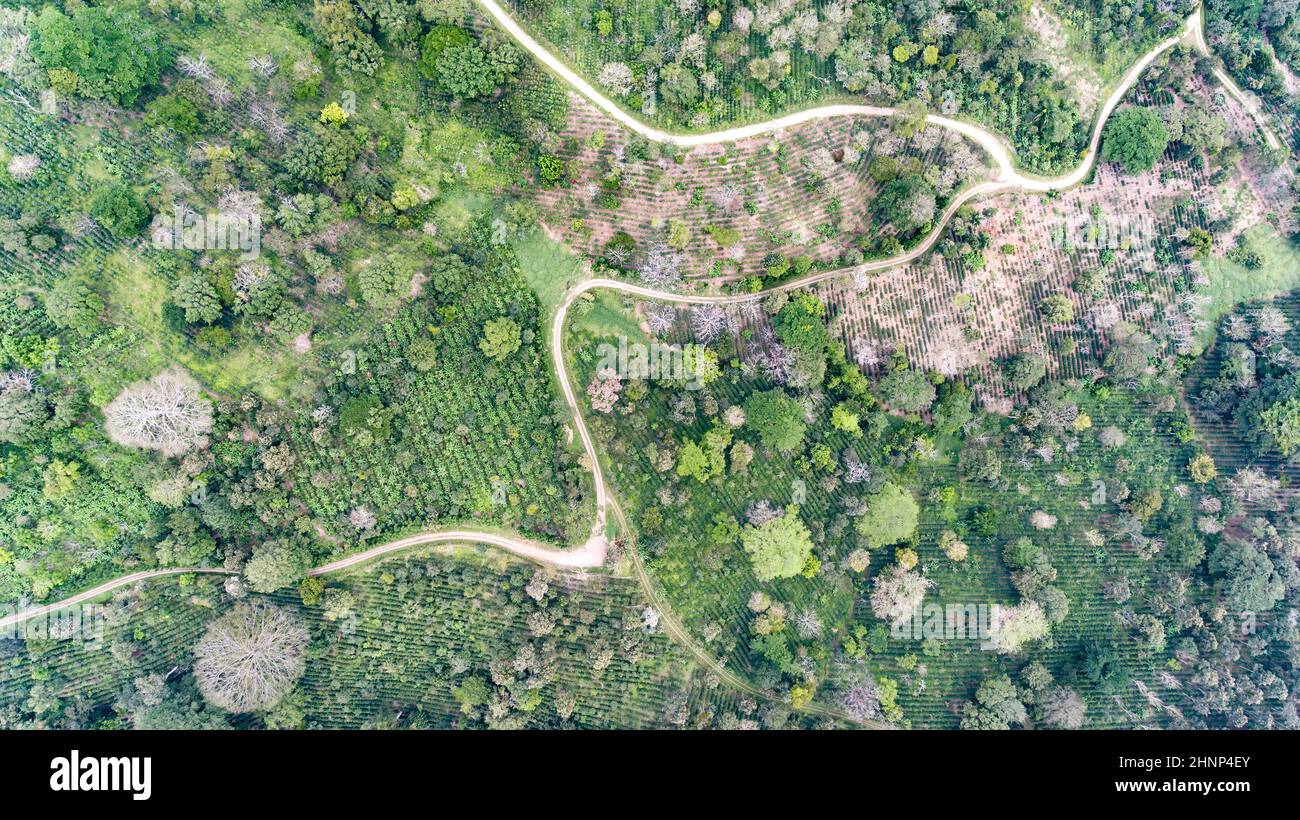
xmin=1039 ymin=294 xmax=1074 ymax=324
xmin=45 ymin=278 xmax=104 ymax=336
xmin=87 ymin=184 xmax=148 ymax=239
xmin=435 ymin=43 xmax=520 ymax=99
xmin=744 ymin=389 xmax=807 ymax=453
xmin=1209 ymin=536 xmax=1284 ymax=612
xmin=0 ymin=386 xmax=49 ymax=445
xmin=675 ymin=440 xmax=712 ymax=482
xmin=173 ymin=274 xmax=223 ymax=324
xmin=774 ymin=293 xmax=829 ymax=387
xmin=419 ymin=25 xmax=473 ymax=80
xmin=878 ymin=368 xmax=935 ymax=412
xmin=877 ymin=175 xmax=936 ymax=230
xmin=931 ymin=383 xmax=974 ymax=435
xmin=144 ymin=93 xmax=201 ymax=136
xmin=1102 ymin=107 xmax=1170 ymax=174
xmin=313 ymin=0 xmax=383 ymax=76
xmin=538 ymin=155 xmax=566 ymax=186
xmin=1259 ymin=396 xmax=1300 ymax=456
xmin=831 ymin=403 xmax=861 ymax=435
xmin=405 ymin=337 xmax=440 ymax=372
xmin=30 ymin=6 xmax=163 ymax=105
xmin=658 ymin=63 xmax=700 ymax=109
xmin=741 ymin=508 xmax=815 ymax=581
xmin=855 ymin=482 xmax=919 ymax=548
xmin=479 ymin=317 xmax=522 ymax=361
xmin=244 ymin=539 xmax=312 ymax=593
xmin=1007 ymin=353 xmax=1047 ymax=389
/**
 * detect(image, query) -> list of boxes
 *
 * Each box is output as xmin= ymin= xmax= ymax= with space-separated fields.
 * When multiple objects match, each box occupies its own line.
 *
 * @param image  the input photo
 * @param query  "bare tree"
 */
xmin=710 ymin=183 xmax=744 ymax=214
xmin=638 ymin=242 xmax=683 ymax=288
xmin=248 ymin=54 xmax=277 ymax=79
xmin=645 ymin=303 xmax=677 ymax=336
xmin=104 ymin=367 xmax=213 ymax=457
xmin=348 ymin=505 xmax=376 ymax=532
xmin=1041 ymin=686 xmax=1088 ymax=729
xmin=839 ymin=677 xmax=881 ymax=721
xmin=745 ymin=499 xmax=783 ymax=527
xmin=691 ymin=305 xmax=728 ymax=344
xmin=194 ymin=602 xmax=308 ymax=713
xmin=1228 ymin=467 xmax=1279 ymax=504
xmin=176 ymin=53 xmax=214 ymax=81
xmin=6 ymin=153 xmax=38 ymax=181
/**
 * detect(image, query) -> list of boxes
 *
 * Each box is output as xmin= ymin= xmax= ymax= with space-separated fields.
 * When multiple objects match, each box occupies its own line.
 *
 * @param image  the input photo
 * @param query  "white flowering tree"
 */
xmin=104 ymin=367 xmax=213 ymax=457
xmin=194 ymin=602 xmax=309 ymax=713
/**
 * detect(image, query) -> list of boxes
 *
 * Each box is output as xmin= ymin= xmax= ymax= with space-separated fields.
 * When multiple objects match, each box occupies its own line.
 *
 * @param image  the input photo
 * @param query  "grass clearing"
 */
xmin=1199 ymin=225 xmax=1300 ymax=344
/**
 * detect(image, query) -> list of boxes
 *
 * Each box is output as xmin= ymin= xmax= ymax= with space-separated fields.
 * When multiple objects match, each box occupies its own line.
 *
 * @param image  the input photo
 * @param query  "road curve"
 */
xmin=476 ymin=0 xmax=1202 ymax=191
xmin=308 ymin=529 xmax=605 ymax=575
xmin=1188 ymin=11 xmax=1283 ymax=152
xmin=3 ymin=2 xmax=1218 ymax=627
xmin=4 ymin=2 xmax=1263 ymax=727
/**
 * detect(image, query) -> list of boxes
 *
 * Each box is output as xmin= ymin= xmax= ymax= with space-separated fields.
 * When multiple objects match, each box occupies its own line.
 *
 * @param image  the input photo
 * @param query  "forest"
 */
xmin=0 ymin=0 xmax=1298 ymax=731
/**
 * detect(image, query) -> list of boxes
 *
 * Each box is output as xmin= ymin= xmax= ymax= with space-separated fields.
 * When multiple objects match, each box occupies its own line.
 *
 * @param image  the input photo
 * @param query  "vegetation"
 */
xmin=0 ymin=0 xmax=1296 ymax=735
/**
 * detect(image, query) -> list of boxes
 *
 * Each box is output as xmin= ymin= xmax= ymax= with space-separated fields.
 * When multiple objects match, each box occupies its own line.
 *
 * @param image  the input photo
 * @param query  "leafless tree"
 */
xmin=603 ymin=244 xmax=633 ymax=268
xmin=645 ymin=303 xmax=677 ymax=336
xmin=597 ymin=62 xmax=634 ymax=97
xmin=176 ymin=53 xmax=214 ymax=81
xmin=839 ymin=679 xmax=881 ymax=721
xmin=205 ymin=76 xmax=232 ymax=108
xmin=793 ymin=609 xmax=823 ymax=639
xmin=1255 ymin=305 xmax=1291 ymax=339
xmin=6 ymin=153 xmax=38 ymax=181
xmin=104 ymin=367 xmax=213 ymax=457
xmin=756 ymin=340 xmax=795 ymax=384
xmin=1041 ymin=686 xmax=1088 ymax=729
xmin=691 ymin=305 xmax=728 ymax=344
xmin=852 ymin=337 xmax=890 ymax=371
xmin=0 ymin=368 xmax=35 ymax=393
xmin=218 ymin=188 xmax=262 ymax=223
xmin=348 ymin=505 xmax=376 ymax=532
xmin=194 ymin=602 xmax=308 ymax=713
xmin=745 ymin=499 xmax=783 ymax=527
xmin=248 ymin=54 xmax=277 ymax=79
xmin=638 ymin=242 xmax=683 ymax=288
xmin=710 ymin=182 xmax=744 ymax=214
xmin=1228 ymin=467 xmax=1279 ymax=504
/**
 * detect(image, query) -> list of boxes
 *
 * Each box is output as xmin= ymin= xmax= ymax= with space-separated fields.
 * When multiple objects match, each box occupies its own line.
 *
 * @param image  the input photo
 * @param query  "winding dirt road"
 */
xmin=477 ymin=0 xmax=1202 ymax=191
xmin=4 ymin=1 xmax=1270 ymax=726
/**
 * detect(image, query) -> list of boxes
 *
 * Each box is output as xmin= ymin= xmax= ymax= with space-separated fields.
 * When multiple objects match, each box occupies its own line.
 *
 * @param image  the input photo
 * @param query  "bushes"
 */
xmin=1102 ymin=107 xmax=1171 ymax=174
xmin=87 ymin=184 xmax=148 ymax=239
xmin=743 ymin=389 xmax=807 ymax=453
xmin=30 ymin=6 xmax=163 ymax=106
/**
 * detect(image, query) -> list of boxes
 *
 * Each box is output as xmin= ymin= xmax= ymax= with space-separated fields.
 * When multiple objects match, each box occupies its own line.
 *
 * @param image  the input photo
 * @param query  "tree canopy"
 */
xmin=1102 ymin=106 xmax=1170 ymax=174
xmin=741 ymin=508 xmax=814 ymax=581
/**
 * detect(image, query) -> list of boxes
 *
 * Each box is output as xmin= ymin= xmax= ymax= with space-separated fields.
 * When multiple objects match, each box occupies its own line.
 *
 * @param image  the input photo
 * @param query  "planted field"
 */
xmin=532 ymin=92 xmax=989 ymax=284
xmin=564 ymin=257 xmax=1264 ymax=727
xmin=0 ymin=546 xmax=829 ymax=730
xmin=0 ymin=575 xmax=227 ymax=728
xmin=288 ymin=264 xmax=594 ymax=549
